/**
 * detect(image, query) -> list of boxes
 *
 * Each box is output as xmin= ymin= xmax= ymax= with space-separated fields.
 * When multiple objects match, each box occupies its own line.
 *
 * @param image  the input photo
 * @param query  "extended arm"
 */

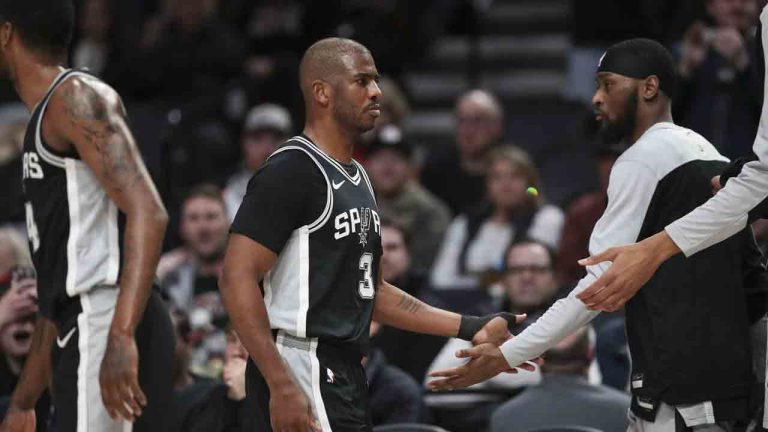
xmin=47 ymin=76 xmax=167 ymax=421
xmin=373 ymin=268 xmax=524 ymax=346
xmin=429 ymin=159 xmax=658 ymax=389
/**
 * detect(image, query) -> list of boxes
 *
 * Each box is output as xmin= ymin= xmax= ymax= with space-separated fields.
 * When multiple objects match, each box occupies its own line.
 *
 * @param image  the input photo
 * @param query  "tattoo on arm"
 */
xmin=60 ymin=81 xmax=142 ymax=192
xmin=396 ymin=292 xmax=423 ymax=314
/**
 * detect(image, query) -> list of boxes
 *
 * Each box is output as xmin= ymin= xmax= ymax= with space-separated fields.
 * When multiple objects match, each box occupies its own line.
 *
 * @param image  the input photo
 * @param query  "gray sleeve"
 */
xmin=665 ymin=160 xmax=767 ymax=256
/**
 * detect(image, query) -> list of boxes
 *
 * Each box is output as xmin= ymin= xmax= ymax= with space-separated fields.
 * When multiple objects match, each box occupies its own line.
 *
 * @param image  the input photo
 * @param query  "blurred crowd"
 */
xmin=0 ymin=0 xmax=766 ymax=431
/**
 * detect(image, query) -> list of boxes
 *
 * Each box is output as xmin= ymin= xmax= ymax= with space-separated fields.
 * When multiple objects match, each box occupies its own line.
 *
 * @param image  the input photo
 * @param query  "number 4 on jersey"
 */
xmin=358 ymin=252 xmax=375 ymax=299
xmin=25 ymin=202 xmax=40 ymax=252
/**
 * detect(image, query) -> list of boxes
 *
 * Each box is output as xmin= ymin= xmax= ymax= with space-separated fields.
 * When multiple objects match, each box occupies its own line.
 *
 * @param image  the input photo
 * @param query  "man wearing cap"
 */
xmin=429 ymin=38 xmax=768 ymax=431
xmin=223 ymin=104 xmax=293 ymax=220
xmin=364 ymin=125 xmax=451 ymax=274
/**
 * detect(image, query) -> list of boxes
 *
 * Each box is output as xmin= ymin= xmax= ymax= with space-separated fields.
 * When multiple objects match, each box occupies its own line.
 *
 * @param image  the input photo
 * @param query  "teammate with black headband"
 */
xmin=430 ymin=37 xmax=768 ymax=431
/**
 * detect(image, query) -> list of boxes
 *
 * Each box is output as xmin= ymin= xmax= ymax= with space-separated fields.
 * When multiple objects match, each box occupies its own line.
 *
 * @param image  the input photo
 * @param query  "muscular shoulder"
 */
xmin=43 ymin=74 xmax=125 ymax=153
xmin=48 ymin=75 xmax=123 ymax=123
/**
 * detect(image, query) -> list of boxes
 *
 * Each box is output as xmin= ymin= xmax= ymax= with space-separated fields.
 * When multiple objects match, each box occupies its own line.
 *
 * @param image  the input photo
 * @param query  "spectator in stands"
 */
xmin=674 ymin=0 xmax=761 ymax=159
xmin=0 ymin=234 xmax=49 ymax=430
xmin=430 ymin=146 xmax=564 ymax=290
xmin=365 ymin=321 xmax=426 ymax=426
xmin=179 ymin=327 xmax=250 ymax=432
xmin=372 ymin=220 xmax=446 ymax=383
xmin=72 ymin=0 xmax=115 ymax=78
xmin=224 ymin=103 xmax=293 ymax=220
xmin=170 ymin=309 xmax=217 ymax=432
xmin=0 ymin=230 xmax=38 ymax=332
xmin=556 ymin=142 xmax=623 ymax=286
xmin=162 ymin=184 xmax=228 ymax=309
xmin=0 ymin=106 xmax=28 ymax=227
xmin=116 ymin=0 xmax=246 ymax=104
xmin=365 ymin=125 xmax=450 ymax=273
xmin=421 ymin=89 xmax=504 ymax=214
xmin=160 ymin=185 xmax=229 ymax=377
xmin=489 ymin=326 xmax=630 ymax=432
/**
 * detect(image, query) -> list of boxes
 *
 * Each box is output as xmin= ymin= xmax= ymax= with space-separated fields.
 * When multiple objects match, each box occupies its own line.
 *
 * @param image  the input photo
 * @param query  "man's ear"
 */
xmin=0 ymin=22 xmax=12 ymax=51
xmin=642 ymin=75 xmax=661 ymax=101
xmin=312 ymin=80 xmax=331 ymax=107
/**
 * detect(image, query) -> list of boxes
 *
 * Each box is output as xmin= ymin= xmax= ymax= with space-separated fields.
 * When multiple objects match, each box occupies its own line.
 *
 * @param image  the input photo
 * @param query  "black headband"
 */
xmin=597 ymin=38 xmax=677 ymax=99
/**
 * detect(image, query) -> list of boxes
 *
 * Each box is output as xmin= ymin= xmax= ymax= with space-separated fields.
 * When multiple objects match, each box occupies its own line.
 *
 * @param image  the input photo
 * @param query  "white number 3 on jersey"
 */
xmin=358 ymin=253 xmax=375 ymax=299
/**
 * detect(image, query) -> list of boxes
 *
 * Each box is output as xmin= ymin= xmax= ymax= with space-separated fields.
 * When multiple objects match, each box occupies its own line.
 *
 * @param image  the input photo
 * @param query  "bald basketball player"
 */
xmin=220 ymin=37 xmax=532 ymax=431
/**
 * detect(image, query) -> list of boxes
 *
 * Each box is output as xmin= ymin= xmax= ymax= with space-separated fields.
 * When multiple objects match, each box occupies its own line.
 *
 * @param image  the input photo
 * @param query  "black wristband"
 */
xmin=457 ymin=312 xmax=517 ymax=341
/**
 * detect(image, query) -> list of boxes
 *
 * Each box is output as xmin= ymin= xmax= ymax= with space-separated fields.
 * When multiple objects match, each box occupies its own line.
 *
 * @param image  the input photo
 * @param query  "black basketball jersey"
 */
xmin=261 ymin=136 xmax=382 ymax=355
xmin=21 ymin=69 xmax=123 ymax=322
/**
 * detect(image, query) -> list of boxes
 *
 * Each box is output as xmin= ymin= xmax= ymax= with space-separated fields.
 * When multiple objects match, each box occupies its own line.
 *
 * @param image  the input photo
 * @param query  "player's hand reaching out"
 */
xmin=427 ymin=343 xmax=542 ymax=391
xmin=99 ymin=331 xmax=146 ymax=422
xmin=270 ymin=380 xmax=321 ymax=432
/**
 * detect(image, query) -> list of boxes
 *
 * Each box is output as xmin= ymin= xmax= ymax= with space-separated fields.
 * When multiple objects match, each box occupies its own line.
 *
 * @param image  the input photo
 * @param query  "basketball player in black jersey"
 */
xmin=0 ymin=1 xmax=173 ymax=431
xmin=221 ymin=37 xmax=535 ymax=431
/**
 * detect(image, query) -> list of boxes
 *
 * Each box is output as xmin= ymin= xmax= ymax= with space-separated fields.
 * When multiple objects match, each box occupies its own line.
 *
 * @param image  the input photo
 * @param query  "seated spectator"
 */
xmin=489 ymin=326 xmax=630 ymax=432
xmin=430 ymin=146 xmax=564 ymax=290
xmin=365 ymin=126 xmax=451 ymax=274
xmin=556 ymin=142 xmax=622 ymax=286
xmin=366 ymin=321 xmax=426 ymax=427
xmin=421 ymin=89 xmax=504 ymax=215
xmin=372 ymin=220 xmax=447 ymax=383
xmin=179 ymin=327 xmax=250 ymax=432
xmin=224 ymin=103 xmax=293 ymax=220
xmin=0 ymin=249 xmax=49 ymax=430
xmin=160 ymin=184 xmax=229 ymax=376
xmin=674 ymin=0 xmax=761 ymax=159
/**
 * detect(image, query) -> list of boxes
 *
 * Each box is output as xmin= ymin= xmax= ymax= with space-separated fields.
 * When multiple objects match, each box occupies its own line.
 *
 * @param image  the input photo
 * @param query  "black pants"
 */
xmin=244 ymin=331 xmax=372 ymax=431
xmin=51 ymin=288 xmax=174 ymax=432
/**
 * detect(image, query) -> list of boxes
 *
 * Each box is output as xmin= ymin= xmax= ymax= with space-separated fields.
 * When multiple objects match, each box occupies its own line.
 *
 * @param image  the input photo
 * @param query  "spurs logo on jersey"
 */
xmin=333 ymin=207 xmax=381 ymax=245
xmin=22 ymin=152 xmax=44 ymax=179
xmin=260 ymin=135 xmax=382 ymax=354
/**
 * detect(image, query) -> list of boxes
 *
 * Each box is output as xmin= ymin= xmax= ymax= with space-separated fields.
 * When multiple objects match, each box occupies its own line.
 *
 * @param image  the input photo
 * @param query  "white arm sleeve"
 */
xmin=665 ymin=160 xmax=767 ymax=256
xmin=500 ymin=160 xmax=658 ymax=367
xmin=666 ymin=7 xmax=768 ymax=256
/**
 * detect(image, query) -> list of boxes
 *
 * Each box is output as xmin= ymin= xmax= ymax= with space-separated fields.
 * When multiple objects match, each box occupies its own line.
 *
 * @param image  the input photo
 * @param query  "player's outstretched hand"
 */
xmin=270 ymin=381 xmax=321 ymax=432
xmin=471 ymin=314 xmax=525 ymax=346
xmin=0 ymin=407 xmax=35 ymax=432
xmin=99 ymin=332 xmax=147 ymax=422
xmin=576 ymin=237 xmax=667 ymax=311
xmin=427 ymin=343 xmax=541 ymax=391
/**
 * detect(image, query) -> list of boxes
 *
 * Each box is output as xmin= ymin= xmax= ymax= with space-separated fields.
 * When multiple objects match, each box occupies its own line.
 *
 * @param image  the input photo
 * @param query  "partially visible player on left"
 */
xmin=0 ymin=1 xmax=174 ymax=431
